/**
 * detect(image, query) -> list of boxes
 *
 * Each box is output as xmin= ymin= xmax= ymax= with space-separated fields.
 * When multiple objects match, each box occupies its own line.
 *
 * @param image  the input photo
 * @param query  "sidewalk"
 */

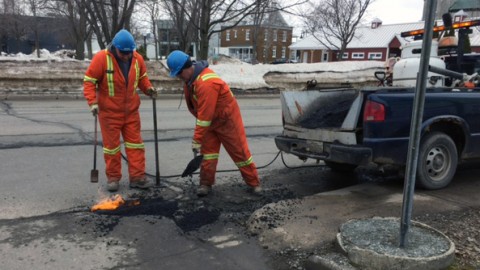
xmin=247 ymin=168 xmax=480 ymax=267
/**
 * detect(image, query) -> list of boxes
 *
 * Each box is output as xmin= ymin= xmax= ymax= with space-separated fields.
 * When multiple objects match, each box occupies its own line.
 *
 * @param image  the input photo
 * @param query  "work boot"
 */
xmin=196 ymin=185 xmax=211 ymax=197
xmin=107 ymin=181 xmax=119 ymax=192
xmin=251 ymin=185 xmax=263 ymax=194
xmin=129 ymin=179 xmax=153 ymax=189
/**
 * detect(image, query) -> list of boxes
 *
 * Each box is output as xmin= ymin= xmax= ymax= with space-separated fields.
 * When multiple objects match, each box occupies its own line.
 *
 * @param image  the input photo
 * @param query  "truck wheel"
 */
xmin=324 ymin=161 xmax=357 ymax=172
xmin=417 ymin=132 xmax=458 ymax=190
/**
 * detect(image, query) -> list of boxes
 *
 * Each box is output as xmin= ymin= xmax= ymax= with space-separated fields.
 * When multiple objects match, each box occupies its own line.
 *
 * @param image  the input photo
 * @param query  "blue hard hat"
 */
xmin=112 ymin=29 xmax=136 ymax=52
xmin=167 ymin=50 xmax=190 ymax=77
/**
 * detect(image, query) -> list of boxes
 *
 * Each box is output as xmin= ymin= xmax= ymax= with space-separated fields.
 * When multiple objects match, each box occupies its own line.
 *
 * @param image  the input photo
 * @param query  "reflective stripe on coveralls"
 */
xmin=194 ymin=73 xmax=218 ymax=128
xmin=125 ymin=142 xmax=145 ymax=149
xmin=196 ymin=119 xmax=211 ymax=127
xmin=103 ymin=145 xmax=121 ymax=155
xmin=203 ymin=153 xmax=219 ymax=160
xmin=84 ymin=76 xmax=97 ymax=84
xmin=133 ymin=61 xmax=140 ymax=94
xmin=105 ymin=50 xmax=141 ymax=97
xmin=235 ymin=156 xmax=254 ymax=168
xmin=105 ymin=50 xmax=115 ymax=96
xmin=103 ymin=143 xmax=145 ymax=155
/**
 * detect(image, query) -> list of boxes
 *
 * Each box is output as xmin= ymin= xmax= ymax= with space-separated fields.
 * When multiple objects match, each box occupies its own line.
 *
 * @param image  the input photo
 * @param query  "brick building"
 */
xmin=219 ymin=8 xmax=292 ymax=64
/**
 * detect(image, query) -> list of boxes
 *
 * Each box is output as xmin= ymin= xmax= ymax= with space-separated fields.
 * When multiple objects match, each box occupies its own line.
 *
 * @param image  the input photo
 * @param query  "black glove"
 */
xmin=147 ymin=87 xmax=158 ymax=98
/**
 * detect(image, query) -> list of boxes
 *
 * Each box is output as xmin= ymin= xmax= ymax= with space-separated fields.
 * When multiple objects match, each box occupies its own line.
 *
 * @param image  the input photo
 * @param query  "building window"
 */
xmin=264 ymin=30 xmax=268 ymax=41
xmin=233 ymin=30 xmax=237 ymax=39
xmin=352 ymin=52 xmax=365 ymax=59
xmin=272 ymin=46 xmax=277 ymax=58
xmin=273 ymin=30 xmax=277 ymax=41
xmin=282 ymin=31 xmax=287 ymax=42
xmin=342 ymin=52 xmax=349 ymax=59
xmin=226 ymin=30 xmax=230 ymax=41
xmin=368 ymin=52 xmax=382 ymax=59
xmin=246 ymin=29 xmax=250 ymax=41
xmin=281 ymin=46 xmax=286 ymax=58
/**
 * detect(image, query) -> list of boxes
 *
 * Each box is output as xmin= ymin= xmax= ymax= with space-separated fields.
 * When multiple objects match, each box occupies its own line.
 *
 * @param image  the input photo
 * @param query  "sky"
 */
xmin=286 ymin=0 xmax=425 ymax=35
xmin=366 ymin=0 xmax=424 ymax=24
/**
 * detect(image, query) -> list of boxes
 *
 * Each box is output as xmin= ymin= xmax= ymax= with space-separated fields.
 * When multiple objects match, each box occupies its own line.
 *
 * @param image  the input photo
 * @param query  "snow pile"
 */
xmin=0 ymin=49 xmax=76 ymax=61
xmin=210 ymin=61 xmax=384 ymax=89
xmin=0 ymin=49 xmax=385 ymax=93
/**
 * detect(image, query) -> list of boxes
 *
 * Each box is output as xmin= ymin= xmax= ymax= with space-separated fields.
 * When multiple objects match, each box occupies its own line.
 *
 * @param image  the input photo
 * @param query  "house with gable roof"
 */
xmin=449 ymin=0 xmax=480 ymax=19
xmin=290 ymin=20 xmax=428 ymax=63
xmin=218 ymin=4 xmax=293 ymax=64
xmin=290 ymin=0 xmax=480 ymax=64
xmin=290 ymin=17 xmax=480 ymax=63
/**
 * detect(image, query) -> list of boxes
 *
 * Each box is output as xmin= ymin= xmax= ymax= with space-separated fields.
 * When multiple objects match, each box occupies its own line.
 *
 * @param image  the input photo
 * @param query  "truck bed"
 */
xmin=277 ymin=87 xmax=480 ymax=166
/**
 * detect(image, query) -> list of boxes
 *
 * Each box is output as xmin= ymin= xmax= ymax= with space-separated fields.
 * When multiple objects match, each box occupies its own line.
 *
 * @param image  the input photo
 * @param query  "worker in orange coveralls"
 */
xmin=83 ymin=29 xmax=157 ymax=192
xmin=166 ymin=50 xmax=262 ymax=197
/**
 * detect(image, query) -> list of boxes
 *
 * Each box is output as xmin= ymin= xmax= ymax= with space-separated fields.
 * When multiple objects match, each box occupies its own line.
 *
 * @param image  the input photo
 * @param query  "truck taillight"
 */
xmin=364 ymin=100 xmax=385 ymax=122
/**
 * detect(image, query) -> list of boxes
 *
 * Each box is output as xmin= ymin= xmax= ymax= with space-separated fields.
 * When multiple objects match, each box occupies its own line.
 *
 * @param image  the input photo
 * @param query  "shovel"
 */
xmin=181 ymin=152 xmax=203 ymax=178
xmin=90 ymin=114 xmax=99 ymax=183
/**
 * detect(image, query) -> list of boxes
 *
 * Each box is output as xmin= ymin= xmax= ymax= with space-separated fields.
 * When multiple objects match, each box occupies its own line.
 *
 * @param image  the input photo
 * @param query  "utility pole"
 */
xmin=399 ymin=0 xmax=437 ymax=248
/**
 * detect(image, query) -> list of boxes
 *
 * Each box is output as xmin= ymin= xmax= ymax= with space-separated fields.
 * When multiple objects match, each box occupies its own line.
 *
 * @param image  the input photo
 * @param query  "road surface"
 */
xmin=0 ymin=97 xmax=354 ymax=270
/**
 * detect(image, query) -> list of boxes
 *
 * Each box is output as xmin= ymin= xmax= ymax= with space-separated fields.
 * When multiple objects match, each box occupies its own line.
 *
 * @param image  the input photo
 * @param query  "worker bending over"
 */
xmin=166 ymin=50 xmax=262 ymax=197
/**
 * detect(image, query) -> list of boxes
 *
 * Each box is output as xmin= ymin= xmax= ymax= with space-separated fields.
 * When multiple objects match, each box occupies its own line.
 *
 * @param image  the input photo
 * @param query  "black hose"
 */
xmin=120 ymin=149 xmax=325 ymax=181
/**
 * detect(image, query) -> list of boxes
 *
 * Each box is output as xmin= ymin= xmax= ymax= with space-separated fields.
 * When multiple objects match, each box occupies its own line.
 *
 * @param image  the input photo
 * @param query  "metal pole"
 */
xmin=399 ymin=0 xmax=437 ymax=248
xmin=152 ymin=97 xmax=161 ymax=186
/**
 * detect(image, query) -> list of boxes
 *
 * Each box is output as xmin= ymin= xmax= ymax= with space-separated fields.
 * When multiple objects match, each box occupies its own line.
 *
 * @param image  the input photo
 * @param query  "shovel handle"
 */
xmin=152 ymin=97 xmax=161 ymax=186
xmin=94 ymin=114 xmax=97 ymax=169
xmin=91 ymin=114 xmax=99 ymax=183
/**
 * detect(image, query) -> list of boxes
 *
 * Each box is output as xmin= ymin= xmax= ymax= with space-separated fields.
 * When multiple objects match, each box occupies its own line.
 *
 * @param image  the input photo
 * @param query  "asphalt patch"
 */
xmin=91 ymin=197 xmax=220 ymax=232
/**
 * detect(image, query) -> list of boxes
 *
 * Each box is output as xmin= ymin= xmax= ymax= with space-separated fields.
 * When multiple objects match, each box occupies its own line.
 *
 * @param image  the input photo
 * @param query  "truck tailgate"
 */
xmin=280 ymin=88 xmax=361 ymax=144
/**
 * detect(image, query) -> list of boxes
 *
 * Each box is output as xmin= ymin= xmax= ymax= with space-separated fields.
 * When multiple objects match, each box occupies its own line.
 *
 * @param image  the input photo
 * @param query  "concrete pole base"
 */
xmin=336 ymin=217 xmax=455 ymax=270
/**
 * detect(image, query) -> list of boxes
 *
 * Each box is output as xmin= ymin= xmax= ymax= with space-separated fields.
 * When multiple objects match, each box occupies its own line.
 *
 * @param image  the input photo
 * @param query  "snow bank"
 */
xmin=0 ymin=50 xmax=385 ymax=95
xmin=0 ymin=49 xmax=77 ymax=62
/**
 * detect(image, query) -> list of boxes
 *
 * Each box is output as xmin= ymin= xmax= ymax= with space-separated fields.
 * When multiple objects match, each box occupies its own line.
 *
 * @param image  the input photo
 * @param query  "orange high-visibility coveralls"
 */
xmin=83 ymin=49 xmax=153 ymax=183
xmin=184 ymin=67 xmax=260 ymax=187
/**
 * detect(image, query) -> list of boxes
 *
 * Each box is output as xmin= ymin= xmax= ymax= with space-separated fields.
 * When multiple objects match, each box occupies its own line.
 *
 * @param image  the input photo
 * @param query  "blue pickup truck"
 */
xmin=275 ymin=86 xmax=480 ymax=189
xmin=276 ymin=18 xmax=480 ymax=190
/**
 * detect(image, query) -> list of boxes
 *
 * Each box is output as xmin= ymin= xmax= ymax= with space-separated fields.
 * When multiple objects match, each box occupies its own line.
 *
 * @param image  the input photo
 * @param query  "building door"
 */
xmin=303 ymin=51 xmax=308 ymax=63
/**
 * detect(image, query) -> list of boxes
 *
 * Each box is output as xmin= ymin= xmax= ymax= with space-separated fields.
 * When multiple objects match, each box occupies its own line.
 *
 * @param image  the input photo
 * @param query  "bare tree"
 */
xmin=250 ymin=0 xmax=272 ymax=63
xmin=85 ymin=0 xmax=137 ymax=49
xmin=0 ymin=0 xmax=27 ymax=53
xmin=163 ymin=0 xmax=306 ymax=60
xmin=41 ymin=0 xmax=88 ymax=60
xmin=162 ymin=0 xmax=262 ymax=59
xmin=137 ymin=0 xmax=161 ymax=60
xmin=160 ymin=0 xmax=199 ymax=55
xmin=303 ymin=0 xmax=373 ymax=61
xmin=24 ymin=0 xmax=46 ymax=57
xmin=2 ymin=0 xmax=17 ymax=13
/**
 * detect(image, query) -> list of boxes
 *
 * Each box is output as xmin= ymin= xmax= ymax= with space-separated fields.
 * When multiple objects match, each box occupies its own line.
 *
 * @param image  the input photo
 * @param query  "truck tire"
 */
xmin=324 ymin=161 xmax=357 ymax=172
xmin=417 ymin=132 xmax=458 ymax=190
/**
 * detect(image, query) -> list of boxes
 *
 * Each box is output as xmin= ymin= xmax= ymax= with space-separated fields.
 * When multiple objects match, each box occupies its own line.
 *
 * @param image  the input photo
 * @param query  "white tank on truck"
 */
xmin=392 ymin=40 xmax=446 ymax=87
